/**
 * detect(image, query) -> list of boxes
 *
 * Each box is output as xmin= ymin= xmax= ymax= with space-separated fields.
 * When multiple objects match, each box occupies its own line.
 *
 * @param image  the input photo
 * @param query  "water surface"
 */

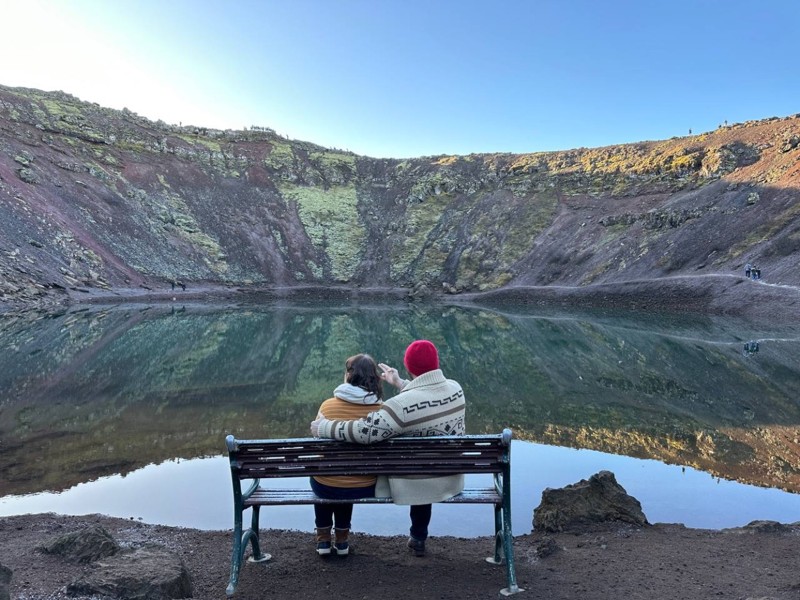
xmin=1 ymin=301 xmax=799 ymax=534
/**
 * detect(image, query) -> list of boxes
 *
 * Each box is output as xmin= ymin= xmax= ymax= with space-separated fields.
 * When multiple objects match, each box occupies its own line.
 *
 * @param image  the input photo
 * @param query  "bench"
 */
xmin=225 ymin=428 xmax=523 ymax=596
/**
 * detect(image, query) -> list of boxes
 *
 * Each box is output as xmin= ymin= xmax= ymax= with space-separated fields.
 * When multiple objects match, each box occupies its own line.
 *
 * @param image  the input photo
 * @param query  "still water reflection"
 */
xmin=1 ymin=301 xmax=799 ymax=534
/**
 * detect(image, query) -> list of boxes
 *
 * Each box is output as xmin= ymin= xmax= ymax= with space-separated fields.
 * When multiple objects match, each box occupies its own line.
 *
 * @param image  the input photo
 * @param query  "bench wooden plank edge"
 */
xmin=243 ymin=487 xmax=503 ymax=506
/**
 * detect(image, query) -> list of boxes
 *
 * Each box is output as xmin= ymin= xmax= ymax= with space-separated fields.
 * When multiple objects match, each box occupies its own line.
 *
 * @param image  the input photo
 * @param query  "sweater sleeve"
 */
xmin=318 ymin=398 xmax=405 ymax=444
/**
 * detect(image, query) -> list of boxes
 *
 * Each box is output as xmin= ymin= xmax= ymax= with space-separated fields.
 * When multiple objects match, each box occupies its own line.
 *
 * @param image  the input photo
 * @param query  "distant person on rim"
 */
xmin=311 ymin=339 xmax=466 ymax=557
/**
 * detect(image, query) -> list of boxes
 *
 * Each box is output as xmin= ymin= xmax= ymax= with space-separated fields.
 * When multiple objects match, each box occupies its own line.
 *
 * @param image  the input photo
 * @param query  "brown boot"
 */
xmin=334 ymin=528 xmax=350 ymax=556
xmin=315 ymin=527 xmax=332 ymax=556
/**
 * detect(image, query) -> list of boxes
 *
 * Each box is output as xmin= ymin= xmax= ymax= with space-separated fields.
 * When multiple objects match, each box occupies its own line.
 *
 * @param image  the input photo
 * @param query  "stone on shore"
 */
xmin=38 ymin=524 xmax=120 ymax=563
xmin=66 ymin=546 xmax=193 ymax=599
xmin=533 ymin=470 xmax=649 ymax=532
xmin=0 ymin=562 xmax=11 ymax=600
xmin=724 ymin=520 xmax=795 ymax=534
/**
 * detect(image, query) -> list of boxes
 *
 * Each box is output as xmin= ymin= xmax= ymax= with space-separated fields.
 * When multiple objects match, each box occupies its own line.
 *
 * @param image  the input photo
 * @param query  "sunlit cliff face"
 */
xmin=1 ymin=84 xmax=800 ymax=312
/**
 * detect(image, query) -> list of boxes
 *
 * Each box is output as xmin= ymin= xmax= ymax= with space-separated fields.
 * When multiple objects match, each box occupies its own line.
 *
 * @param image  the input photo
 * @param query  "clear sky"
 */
xmin=1 ymin=0 xmax=798 ymax=158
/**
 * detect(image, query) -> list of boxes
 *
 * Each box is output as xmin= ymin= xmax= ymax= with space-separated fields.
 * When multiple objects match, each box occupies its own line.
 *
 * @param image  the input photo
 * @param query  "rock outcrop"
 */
xmin=533 ymin=470 xmax=649 ymax=532
xmin=0 ymin=562 xmax=10 ymax=600
xmin=723 ymin=519 xmax=796 ymax=534
xmin=34 ymin=525 xmax=191 ymax=599
xmin=38 ymin=524 xmax=120 ymax=563
xmin=66 ymin=546 xmax=192 ymax=600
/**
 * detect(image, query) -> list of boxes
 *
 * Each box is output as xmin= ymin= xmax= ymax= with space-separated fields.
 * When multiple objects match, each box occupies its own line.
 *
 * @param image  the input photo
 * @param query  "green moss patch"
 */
xmin=279 ymin=183 xmax=364 ymax=281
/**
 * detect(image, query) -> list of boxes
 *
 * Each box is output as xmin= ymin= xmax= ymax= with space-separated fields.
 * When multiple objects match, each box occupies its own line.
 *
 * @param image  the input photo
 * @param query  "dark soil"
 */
xmin=2 ymin=513 xmax=799 ymax=600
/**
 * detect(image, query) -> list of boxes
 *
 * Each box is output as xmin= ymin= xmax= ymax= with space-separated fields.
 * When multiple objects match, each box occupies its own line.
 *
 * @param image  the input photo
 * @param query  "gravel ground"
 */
xmin=2 ymin=513 xmax=799 ymax=600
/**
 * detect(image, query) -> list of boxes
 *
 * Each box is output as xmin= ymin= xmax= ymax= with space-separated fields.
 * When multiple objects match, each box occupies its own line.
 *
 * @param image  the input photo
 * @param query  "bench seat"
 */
xmin=244 ymin=486 xmax=503 ymax=506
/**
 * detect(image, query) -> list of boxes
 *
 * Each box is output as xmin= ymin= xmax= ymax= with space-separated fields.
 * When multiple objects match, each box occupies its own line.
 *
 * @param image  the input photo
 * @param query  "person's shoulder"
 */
xmin=318 ymin=396 xmax=339 ymax=409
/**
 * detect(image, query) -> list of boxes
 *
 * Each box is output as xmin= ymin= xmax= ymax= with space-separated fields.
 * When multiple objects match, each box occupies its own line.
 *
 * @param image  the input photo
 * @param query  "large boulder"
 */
xmin=533 ymin=470 xmax=649 ymax=532
xmin=38 ymin=524 xmax=120 ymax=563
xmin=0 ymin=562 xmax=11 ymax=600
xmin=66 ymin=545 xmax=192 ymax=600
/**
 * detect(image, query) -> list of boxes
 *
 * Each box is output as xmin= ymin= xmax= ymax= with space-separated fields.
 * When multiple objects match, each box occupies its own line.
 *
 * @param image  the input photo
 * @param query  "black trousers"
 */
xmin=409 ymin=504 xmax=432 ymax=540
xmin=310 ymin=477 xmax=375 ymax=530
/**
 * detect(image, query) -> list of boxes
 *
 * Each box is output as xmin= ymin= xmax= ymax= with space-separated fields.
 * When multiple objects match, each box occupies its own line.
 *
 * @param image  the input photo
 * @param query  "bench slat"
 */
xmin=239 ymin=452 xmax=504 ymax=465
xmin=244 ymin=487 xmax=502 ymax=506
xmin=230 ymin=436 xmax=508 ymax=479
xmin=236 ymin=461 xmax=502 ymax=478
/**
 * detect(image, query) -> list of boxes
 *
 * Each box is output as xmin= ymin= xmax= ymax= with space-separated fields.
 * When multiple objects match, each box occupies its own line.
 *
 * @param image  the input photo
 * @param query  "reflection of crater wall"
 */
xmin=1 ymin=305 xmax=799 ymax=496
xmin=449 ymin=309 xmax=800 ymax=492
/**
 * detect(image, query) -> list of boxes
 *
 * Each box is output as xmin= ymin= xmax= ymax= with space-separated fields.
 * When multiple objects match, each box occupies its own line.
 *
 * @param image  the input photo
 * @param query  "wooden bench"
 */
xmin=225 ymin=429 xmax=523 ymax=596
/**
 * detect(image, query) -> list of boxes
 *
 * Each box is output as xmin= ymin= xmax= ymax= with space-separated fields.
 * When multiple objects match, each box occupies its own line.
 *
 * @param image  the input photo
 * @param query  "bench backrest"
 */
xmin=226 ymin=430 xmax=512 ymax=480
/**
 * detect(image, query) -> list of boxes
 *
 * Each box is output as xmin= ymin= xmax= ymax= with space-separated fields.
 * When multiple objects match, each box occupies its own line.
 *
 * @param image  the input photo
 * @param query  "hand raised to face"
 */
xmin=378 ymin=363 xmax=404 ymax=389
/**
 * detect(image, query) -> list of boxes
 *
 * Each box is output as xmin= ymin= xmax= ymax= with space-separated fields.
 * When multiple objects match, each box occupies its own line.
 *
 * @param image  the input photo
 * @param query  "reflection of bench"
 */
xmin=224 ymin=429 xmax=522 ymax=596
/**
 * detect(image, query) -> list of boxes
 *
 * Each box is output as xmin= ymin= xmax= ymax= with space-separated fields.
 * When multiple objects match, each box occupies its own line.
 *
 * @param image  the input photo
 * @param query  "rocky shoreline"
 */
xmin=4 ymin=274 xmax=799 ymax=324
xmin=1 ymin=512 xmax=799 ymax=600
xmin=3 ymin=473 xmax=800 ymax=599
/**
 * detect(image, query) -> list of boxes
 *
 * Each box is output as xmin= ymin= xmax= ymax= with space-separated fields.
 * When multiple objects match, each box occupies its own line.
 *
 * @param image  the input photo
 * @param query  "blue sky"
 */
xmin=1 ymin=0 xmax=798 ymax=158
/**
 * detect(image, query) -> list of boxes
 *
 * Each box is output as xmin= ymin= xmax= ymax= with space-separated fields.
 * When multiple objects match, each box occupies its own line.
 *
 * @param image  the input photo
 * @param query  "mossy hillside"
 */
xmin=387 ymin=154 xmax=559 ymax=289
xmin=117 ymin=179 xmax=227 ymax=279
xmin=499 ymin=140 xmax=727 ymax=199
xmin=264 ymin=140 xmax=357 ymax=190
xmin=41 ymin=98 xmax=83 ymax=119
xmin=579 ymin=143 xmax=705 ymax=178
xmin=9 ymin=87 xmax=248 ymax=177
xmin=408 ymin=159 xmax=485 ymax=199
xmin=506 ymin=142 xmax=704 ymax=178
xmin=469 ymin=189 xmax=559 ymax=290
xmin=32 ymin=92 xmax=109 ymax=143
xmin=390 ymin=188 xmax=451 ymax=281
xmin=0 ymin=98 xmax=21 ymax=121
xmin=169 ymin=137 xmax=248 ymax=177
xmin=278 ymin=182 xmax=364 ymax=281
xmin=264 ymin=140 xmax=295 ymax=173
xmin=2 ymin=83 xmax=800 ymax=304
xmin=386 ymin=158 xmax=492 ymax=284
xmin=452 ymin=206 xmax=510 ymax=290
xmin=722 ymin=199 xmax=800 ymax=262
xmin=413 ymin=230 xmax=451 ymax=286
xmin=154 ymin=176 xmax=228 ymax=275
xmin=308 ymin=150 xmax=356 ymax=185
xmin=175 ymin=133 xmax=222 ymax=154
xmin=84 ymin=160 xmax=116 ymax=184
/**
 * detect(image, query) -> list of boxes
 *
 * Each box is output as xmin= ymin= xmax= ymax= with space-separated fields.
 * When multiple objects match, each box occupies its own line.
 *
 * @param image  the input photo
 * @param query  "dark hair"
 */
xmin=345 ymin=354 xmax=384 ymax=400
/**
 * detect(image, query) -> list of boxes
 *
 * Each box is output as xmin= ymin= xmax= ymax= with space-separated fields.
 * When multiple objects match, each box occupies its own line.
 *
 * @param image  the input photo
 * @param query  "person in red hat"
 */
xmin=311 ymin=339 xmax=466 ymax=557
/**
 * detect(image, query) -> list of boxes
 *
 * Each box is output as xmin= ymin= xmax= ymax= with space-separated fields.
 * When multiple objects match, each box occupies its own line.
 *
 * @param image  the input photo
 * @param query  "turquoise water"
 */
xmin=1 ymin=301 xmax=799 ymax=534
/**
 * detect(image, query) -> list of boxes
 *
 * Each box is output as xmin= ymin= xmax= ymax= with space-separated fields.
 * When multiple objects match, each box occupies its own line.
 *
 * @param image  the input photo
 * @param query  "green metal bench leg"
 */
xmin=227 ymin=507 xmax=271 ymax=596
xmin=227 ymin=505 xmax=244 ymax=596
xmin=499 ymin=489 xmax=523 ymax=595
xmin=247 ymin=505 xmax=271 ymax=563
xmin=485 ymin=503 xmax=504 ymax=565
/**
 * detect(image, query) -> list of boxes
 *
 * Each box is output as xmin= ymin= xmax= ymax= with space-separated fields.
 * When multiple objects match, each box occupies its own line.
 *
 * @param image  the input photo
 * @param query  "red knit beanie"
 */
xmin=403 ymin=340 xmax=439 ymax=376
